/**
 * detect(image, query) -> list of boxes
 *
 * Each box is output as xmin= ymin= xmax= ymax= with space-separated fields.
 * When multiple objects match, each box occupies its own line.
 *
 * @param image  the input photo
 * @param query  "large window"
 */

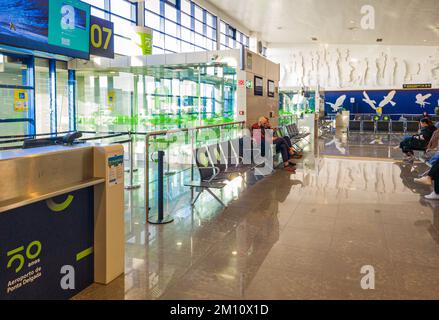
xmin=81 ymin=0 xmax=137 ymax=56
xmin=220 ymin=20 xmax=249 ymax=50
xmin=145 ymin=0 xmax=217 ymax=54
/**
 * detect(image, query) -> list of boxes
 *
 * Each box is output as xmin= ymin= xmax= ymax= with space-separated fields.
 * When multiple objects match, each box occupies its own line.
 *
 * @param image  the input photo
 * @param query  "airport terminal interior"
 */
xmin=1 ymin=0 xmax=439 ymax=301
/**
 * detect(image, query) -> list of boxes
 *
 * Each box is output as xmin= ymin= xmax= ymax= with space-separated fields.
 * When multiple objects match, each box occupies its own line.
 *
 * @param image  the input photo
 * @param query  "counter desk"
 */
xmin=0 ymin=144 xmax=125 ymax=299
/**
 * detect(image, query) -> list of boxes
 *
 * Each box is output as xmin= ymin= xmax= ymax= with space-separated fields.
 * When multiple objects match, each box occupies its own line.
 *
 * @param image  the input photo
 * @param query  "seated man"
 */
xmin=251 ymin=117 xmax=296 ymax=172
xmin=399 ymin=118 xmax=437 ymax=162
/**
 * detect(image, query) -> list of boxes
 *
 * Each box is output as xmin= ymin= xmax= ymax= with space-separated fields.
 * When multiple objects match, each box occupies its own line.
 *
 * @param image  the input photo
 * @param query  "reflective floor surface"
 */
xmin=73 ymin=132 xmax=439 ymax=300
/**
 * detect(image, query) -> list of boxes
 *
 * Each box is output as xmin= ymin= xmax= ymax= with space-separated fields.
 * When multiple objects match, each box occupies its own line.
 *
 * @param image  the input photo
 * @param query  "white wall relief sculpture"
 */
xmin=268 ymin=45 xmax=439 ymax=90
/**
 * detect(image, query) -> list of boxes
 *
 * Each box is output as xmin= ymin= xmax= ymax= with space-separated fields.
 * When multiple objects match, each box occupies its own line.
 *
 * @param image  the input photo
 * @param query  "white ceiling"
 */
xmin=207 ymin=0 xmax=439 ymax=46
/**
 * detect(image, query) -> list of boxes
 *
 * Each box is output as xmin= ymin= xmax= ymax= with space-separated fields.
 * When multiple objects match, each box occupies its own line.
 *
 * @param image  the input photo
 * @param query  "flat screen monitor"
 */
xmin=254 ymin=75 xmax=263 ymax=96
xmin=0 ymin=0 xmax=90 ymax=59
xmin=268 ymin=80 xmax=275 ymax=97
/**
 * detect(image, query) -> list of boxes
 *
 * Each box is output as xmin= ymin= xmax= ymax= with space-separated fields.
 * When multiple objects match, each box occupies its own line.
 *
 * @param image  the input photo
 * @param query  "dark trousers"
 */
xmin=400 ymin=137 xmax=427 ymax=154
xmin=429 ymin=162 xmax=439 ymax=194
xmin=283 ymin=136 xmax=293 ymax=149
xmin=274 ymin=137 xmax=291 ymax=163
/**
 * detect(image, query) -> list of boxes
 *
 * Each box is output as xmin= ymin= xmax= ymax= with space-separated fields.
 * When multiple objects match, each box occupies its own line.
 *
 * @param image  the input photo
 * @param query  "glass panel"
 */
xmin=145 ymin=0 xmax=160 ymax=13
xmin=35 ymin=62 xmax=50 ymax=134
xmin=110 ymin=0 xmax=133 ymax=19
xmin=181 ymin=12 xmax=191 ymax=28
xmin=0 ymin=55 xmax=32 ymax=137
xmin=56 ymin=68 xmax=69 ymax=133
xmin=145 ymin=11 xmax=161 ymax=30
xmin=82 ymin=0 xmax=105 ymax=9
xmin=165 ymin=20 xmax=178 ymax=37
xmin=164 ymin=3 xmax=177 ymax=21
xmin=194 ymin=5 xmax=203 ymax=21
xmin=111 ymin=15 xmax=135 ymax=37
xmin=181 ymin=0 xmax=191 ymax=14
xmin=91 ymin=7 xmax=106 ymax=19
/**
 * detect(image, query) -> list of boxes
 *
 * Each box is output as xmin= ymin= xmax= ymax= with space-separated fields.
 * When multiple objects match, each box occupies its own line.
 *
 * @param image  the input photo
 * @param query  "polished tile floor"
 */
xmin=74 ymin=133 xmax=439 ymax=300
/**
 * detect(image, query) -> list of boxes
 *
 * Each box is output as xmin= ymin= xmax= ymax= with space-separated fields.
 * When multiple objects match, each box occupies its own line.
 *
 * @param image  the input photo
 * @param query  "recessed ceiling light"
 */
xmin=350 ymin=20 xmax=355 ymax=24
xmin=376 ymin=38 xmax=383 ymax=42
xmin=423 ymin=39 xmax=428 ymax=42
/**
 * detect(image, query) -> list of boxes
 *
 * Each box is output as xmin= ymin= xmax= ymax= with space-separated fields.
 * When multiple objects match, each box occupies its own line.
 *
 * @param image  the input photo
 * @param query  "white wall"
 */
xmin=267 ymin=44 xmax=439 ymax=90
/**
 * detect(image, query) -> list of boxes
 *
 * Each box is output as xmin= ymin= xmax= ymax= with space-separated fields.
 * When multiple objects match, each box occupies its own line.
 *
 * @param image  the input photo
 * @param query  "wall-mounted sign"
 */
xmin=134 ymin=27 xmax=153 ymax=56
xmin=13 ymin=89 xmax=28 ymax=112
xmin=0 ymin=0 xmax=90 ymax=59
xmin=267 ymin=80 xmax=275 ymax=98
xmin=108 ymin=154 xmax=124 ymax=186
xmin=107 ymin=90 xmax=116 ymax=110
xmin=254 ymin=76 xmax=263 ymax=96
xmin=47 ymin=0 xmax=91 ymax=57
xmin=238 ymin=80 xmax=245 ymax=87
xmin=90 ymin=16 xmax=114 ymax=59
xmin=403 ymin=84 xmax=432 ymax=89
xmin=246 ymin=80 xmax=253 ymax=89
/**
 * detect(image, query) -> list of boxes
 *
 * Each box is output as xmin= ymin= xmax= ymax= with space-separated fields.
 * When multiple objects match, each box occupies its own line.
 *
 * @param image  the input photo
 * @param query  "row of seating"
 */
xmin=186 ymin=123 xmax=310 ymax=207
xmin=349 ymin=120 xmax=420 ymax=133
xmin=350 ymin=114 xmax=439 ymax=122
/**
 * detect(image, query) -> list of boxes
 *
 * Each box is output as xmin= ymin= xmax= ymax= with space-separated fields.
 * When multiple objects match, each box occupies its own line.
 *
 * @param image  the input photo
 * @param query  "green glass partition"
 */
xmin=75 ymin=63 xmax=237 ymax=133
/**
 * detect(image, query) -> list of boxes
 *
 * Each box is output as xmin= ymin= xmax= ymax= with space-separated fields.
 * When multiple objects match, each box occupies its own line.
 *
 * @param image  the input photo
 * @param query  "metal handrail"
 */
xmin=144 ymin=121 xmax=246 ymax=222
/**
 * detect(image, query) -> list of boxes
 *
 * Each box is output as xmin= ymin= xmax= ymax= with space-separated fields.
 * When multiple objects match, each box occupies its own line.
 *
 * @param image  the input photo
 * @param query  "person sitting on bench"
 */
xmin=414 ymin=160 xmax=439 ymax=200
xmin=399 ymin=118 xmax=437 ymax=162
xmin=264 ymin=117 xmax=303 ymax=159
xmin=252 ymin=117 xmax=296 ymax=172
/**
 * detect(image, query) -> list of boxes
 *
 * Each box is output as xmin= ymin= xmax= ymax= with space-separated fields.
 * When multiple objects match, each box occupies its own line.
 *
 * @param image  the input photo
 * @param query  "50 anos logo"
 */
xmin=7 ymin=241 xmax=42 ymax=273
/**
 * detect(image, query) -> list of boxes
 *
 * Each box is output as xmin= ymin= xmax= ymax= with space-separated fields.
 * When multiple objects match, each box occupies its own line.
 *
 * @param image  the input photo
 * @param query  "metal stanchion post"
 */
xmin=149 ymin=151 xmax=174 ymax=225
xmin=125 ymin=133 xmax=141 ymax=190
xmin=190 ymin=130 xmax=195 ymax=201
xmin=125 ymin=131 xmax=138 ymax=173
xmin=145 ymin=135 xmax=150 ymax=223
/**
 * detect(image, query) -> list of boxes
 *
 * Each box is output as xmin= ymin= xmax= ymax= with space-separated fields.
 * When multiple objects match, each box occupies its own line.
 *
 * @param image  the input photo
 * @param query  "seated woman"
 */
xmin=400 ymin=118 xmax=437 ymax=162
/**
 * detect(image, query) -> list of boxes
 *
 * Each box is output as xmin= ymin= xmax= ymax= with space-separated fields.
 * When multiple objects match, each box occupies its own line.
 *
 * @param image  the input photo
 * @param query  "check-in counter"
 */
xmin=0 ymin=144 xmax=125 ymax=300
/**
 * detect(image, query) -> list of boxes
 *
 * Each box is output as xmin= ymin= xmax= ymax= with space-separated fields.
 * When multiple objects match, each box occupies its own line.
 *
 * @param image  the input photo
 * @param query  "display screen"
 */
xmin=254 ymin=76 xmax=263 ymax=96
xmin=268 ymin=80 xmax=275 ymax=97
xmin=0 ymin=0 xmax=90 ymax=59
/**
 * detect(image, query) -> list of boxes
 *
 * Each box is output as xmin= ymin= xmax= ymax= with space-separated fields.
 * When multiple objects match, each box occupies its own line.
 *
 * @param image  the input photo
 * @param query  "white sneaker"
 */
xmin=425 ymin=192 xmax=439 ymax=200
xmin=414 ymin=176 xmax=432 ymax=186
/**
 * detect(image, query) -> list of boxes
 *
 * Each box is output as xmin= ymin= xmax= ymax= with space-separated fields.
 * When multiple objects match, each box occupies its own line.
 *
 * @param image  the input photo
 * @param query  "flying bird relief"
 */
xmin=415 ymin=93 xmax=432 ymax=108
xmin=362 ymin=90 xmax=397 ymax=115
xmin=326 ymin=95 xmax=347 ymax=112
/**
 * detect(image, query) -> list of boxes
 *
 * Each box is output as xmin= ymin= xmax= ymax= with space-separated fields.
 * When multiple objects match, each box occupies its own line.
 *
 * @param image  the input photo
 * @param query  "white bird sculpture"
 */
xmin=415 ymin=93 xmax=432 ymax=108
xmin=326 ymin=95 xmax=346 ymax=112
xmin=362 ymin=91 xmax=377 ymax=111
xmin=379 ymin=90 xmax=397 ymax=108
